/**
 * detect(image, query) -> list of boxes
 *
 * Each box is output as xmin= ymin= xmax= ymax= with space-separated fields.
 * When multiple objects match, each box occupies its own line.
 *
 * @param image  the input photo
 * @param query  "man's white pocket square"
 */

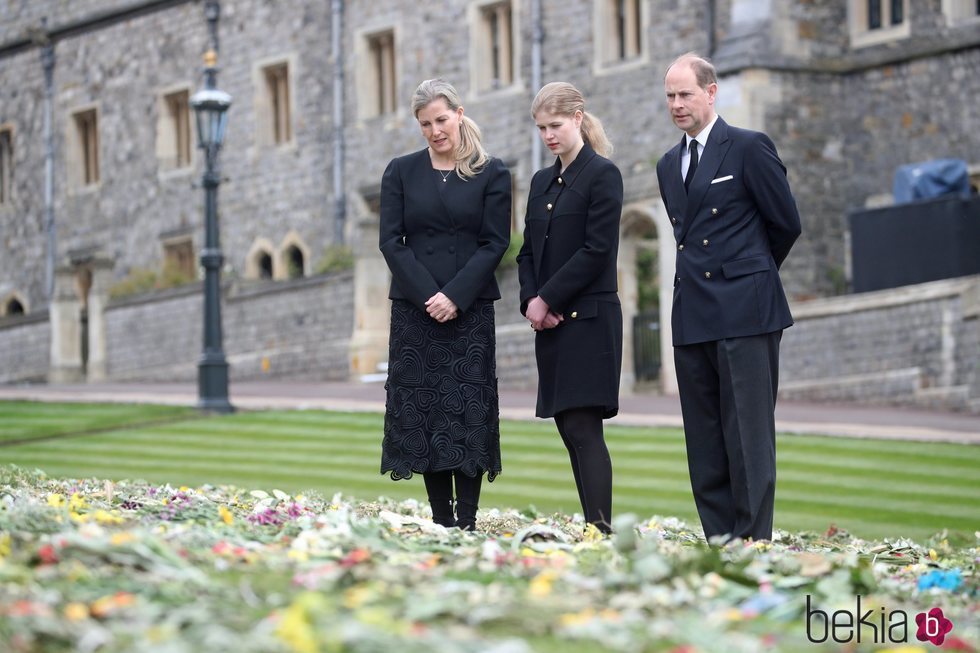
xmin=710 ymin=175 xmax=734 ymax=184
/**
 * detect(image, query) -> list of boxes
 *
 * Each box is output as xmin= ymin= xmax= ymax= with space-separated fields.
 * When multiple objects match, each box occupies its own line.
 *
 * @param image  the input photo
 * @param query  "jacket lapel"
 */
xmin=663 ymin=137 xmax=687 ymax=221
xmin=532 ymin=158 xmax=562 ymax=281
xmin=679 ymin=118 xmax=731 ymax=243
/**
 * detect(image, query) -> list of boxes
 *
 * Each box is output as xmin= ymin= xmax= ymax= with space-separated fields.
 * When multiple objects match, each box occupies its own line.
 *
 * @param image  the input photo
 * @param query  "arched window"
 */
xmin=276 ymin=231 xmax=310 ymax=280
xmin=5 ymin=298 xmax=24 ymax=315
xmin=286 ymin=245 xmax=304 ymax=279
xmin=245 ymin=237 xmax=277 ymax=281
xmin=258 ymin=252 xmax=273 ymax=280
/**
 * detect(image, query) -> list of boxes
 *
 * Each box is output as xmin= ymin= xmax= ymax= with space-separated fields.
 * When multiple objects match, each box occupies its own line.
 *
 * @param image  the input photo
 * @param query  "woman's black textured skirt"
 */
xmin=381 ymin=299 xmax=501 ymax=481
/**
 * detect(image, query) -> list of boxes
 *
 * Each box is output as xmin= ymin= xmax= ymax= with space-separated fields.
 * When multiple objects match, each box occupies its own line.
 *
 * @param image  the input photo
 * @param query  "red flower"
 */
xmin=37 ymin=544 xmax=58 ymax=565
xmin=340 ymin=548 xmax=370 ymax=568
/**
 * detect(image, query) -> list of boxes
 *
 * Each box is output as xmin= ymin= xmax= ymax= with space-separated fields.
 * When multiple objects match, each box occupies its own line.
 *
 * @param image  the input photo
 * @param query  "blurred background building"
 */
xmin=1 ymin=0 xmax=978 ymax=411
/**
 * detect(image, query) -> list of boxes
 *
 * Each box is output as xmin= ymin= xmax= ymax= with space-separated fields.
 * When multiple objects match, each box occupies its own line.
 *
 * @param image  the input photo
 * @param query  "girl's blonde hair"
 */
xmin=412 ymin=78 xmax=489 ymax=179
xmin=531 ymin=82 xmax=613 ymax=158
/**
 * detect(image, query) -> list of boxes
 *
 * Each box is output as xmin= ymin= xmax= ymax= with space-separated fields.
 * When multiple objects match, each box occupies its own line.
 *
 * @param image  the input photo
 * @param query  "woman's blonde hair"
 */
xmin=412 ymin=78 xmax=489 ymax=179
xmin=531 ymin=82 xmax=613 ymax=158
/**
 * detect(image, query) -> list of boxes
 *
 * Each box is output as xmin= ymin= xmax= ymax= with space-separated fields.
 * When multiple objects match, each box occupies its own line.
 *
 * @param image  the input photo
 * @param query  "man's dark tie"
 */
xmin=684 ymin=139 xmax=699 ymax=192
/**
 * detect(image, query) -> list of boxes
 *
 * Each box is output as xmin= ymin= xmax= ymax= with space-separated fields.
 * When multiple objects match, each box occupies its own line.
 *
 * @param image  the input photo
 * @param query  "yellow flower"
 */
xmin=47 ymin=493 xmax=65 ymax=508
xmin=69 ymin=512 xmax=90 ymax=524
xmin=179 ymin=486 xmax=190 ymax=493
xmin=529 ymin=570 xmax=559 ymax=598
xmin=929 ymin=549 xmax=938 ymax=561
xmin=287 ymin=549 xmax=309 ymax=563
xmin=582 ymin=523 xmax=604 ymax=542
xmin=343 ymin=584 xmax=372 ymax=609
xmin=111 ymin=532 xmax=137 ymax=546
xmin=881 ymin=648 xmax=927 ymax=653
xmin=94 ymin=510 xmax=124 ymax=525
xmin=0 ymin=533 xmax=11 ymax=559
xmin=218 ymin=505 xmax=234 ymax=525
xmin=69 ymin=493 xmax=88 ymax=511
xmin=64 ymin=602 xmax=89 ymax=621
xmin=559 ymin=608 xmax=595 ymax=627
xmin=275 ymin=593 xmax=324 ymax=653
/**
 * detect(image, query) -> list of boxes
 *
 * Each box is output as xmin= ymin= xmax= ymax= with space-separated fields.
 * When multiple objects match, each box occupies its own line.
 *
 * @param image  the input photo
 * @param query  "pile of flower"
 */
xmin=0 ymin=465 xmax=976 ymax=652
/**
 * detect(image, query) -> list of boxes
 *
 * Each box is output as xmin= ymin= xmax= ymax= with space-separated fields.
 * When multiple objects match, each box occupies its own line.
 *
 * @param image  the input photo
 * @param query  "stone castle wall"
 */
xmin=104 ymin=271 xmax=354 ymax=382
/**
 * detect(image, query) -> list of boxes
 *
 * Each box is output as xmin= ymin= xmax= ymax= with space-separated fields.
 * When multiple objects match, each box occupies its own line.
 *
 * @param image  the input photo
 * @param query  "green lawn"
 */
xmin=0 ymin=401 xmax=195 ymax=444
xmin=1 ymin=401 xmax=976 ymax=542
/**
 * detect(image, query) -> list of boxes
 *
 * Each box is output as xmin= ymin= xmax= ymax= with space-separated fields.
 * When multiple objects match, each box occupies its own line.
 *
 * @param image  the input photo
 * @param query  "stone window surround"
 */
xmin=276 ymin=230 xmax=310 ymax=280
xmin=161 ymin=233 xmax=197 ymax=280
xmin=941 ymin=0 xmax=980 ymax=24
xmin=246 ymin=237 xmax=276 ymax=280
xmin=593 ymin=0 xmax=649 ymax=76
xmin=155 ymin=84 xmax=195 ymax=177
xmin=355 ymin=26 xmax=398 ymax=120
xmin=0 ymin=123 xmax=12 ymax=207
xmin=67 ymin=104 xmax=101 ymax=193
xmin=849 ymin=0 xmax=911 ymax=49
xmin=0 ymin=291 xmax=28 ymax=317
xmin=253 ymin=54 xmax=298 ymax=149
xmin=469 ymin=0 xmax=521 ymax=96
xmin=244 ymin=233 xmax=311 ymax=280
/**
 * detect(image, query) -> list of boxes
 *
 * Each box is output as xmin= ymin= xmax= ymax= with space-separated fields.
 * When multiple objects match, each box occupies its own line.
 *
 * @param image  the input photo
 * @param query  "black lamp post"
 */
xmin=191 ymin=1 xmax=233 ymax=413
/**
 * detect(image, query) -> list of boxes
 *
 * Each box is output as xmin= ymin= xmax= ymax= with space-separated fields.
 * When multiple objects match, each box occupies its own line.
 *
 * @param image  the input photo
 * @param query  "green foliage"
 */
xmin=286 ymin=257 xmax=304 ymax=279
xmin=497 ymin=231 xmax=523 ymax=270
xmin=314 ymin=244 xmax=354 ymax=275
xmin=826 ymin=265 xmax=849 ymax=296
xmin=108 ymin=261 xmax=197 ymax=299
xmin=0 ymin=463 xmax=977 ymax=653
xmin=636 ymin=245 xmax=660 ymax=311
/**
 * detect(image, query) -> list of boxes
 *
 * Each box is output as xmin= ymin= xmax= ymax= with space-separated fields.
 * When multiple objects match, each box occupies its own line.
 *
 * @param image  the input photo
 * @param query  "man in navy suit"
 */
xmin=655 ymin=53 xmax=802 ymax=541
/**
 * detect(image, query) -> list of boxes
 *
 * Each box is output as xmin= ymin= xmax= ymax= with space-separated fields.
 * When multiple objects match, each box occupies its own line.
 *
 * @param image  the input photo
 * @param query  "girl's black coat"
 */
xmin=517 ymin=143 xmax=624 ymax=417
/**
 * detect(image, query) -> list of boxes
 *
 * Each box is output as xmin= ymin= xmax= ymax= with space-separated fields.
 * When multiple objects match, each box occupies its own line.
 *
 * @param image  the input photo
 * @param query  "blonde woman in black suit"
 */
xmin=379 ymin=79 xmax=511 ymax=531
xmin=517 ymin=82 xmax=624 ymax=534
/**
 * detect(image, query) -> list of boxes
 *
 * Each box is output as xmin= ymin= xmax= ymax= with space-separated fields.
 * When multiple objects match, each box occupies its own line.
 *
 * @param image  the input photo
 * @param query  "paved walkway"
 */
xmin=1 ymin=380 xmax=977 ymax=444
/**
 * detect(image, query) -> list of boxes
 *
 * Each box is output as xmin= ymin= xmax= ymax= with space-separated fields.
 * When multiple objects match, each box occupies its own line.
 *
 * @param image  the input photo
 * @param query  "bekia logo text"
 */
xmin=806 ymin=595 xmax=954 ymax=645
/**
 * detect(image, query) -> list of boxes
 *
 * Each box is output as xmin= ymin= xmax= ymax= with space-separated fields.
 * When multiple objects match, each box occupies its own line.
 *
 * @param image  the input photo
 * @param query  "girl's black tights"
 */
xmin=555 ymin=406 xmax=612 ymax=533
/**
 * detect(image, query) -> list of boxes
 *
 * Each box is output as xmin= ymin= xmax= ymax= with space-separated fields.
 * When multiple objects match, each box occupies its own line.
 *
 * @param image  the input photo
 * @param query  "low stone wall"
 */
xmin=104 ymin=271 xmax=355 ymax=382
xmin=781 ymin=275 xmax=980 ymax=413
xmin=494 ymin=268 xmax=536 ymax=390
xmin=104 ymin=285 xmax=201 ymax=382
xmin=6 ymin=266 xmax=978 ymax=415
xmin=224 ymin=272 xmax=354 ymax=381
xmin=0 ymin=311 xmax=51 ymax=384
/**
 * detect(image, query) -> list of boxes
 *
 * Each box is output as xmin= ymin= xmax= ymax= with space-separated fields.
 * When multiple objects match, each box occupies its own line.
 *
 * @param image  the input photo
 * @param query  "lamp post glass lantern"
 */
xmin=191 ymin=88 xmax=231 ymax=153
xmin=191 ymin=54 xmax=233 ymax=413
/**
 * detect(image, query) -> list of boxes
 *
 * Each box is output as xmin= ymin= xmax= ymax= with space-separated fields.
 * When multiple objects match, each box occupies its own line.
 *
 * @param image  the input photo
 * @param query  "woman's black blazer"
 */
xmin=379 ymin=149 xmax=511 ymax=313
xmin=517 ymin=143 xmax=622 ymax=315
